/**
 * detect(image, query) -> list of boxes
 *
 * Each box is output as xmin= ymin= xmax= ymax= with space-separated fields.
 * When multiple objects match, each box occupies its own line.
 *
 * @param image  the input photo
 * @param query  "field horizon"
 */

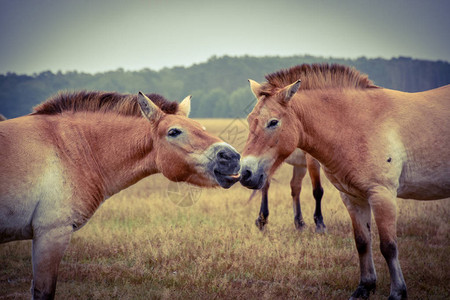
xmin=1 ymin=119 xmax=449 ymax=299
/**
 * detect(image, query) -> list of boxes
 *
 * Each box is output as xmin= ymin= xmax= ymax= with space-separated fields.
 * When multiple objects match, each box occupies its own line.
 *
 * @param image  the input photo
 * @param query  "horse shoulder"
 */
xmin=0 ymin=117 xmax=76 ymax=241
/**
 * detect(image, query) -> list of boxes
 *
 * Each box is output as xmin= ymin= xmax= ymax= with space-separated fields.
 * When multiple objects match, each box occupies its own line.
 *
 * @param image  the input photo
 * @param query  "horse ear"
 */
xmin=248 ymin=79 xmax=262 ymax=99
xmin=137 ymin=91 xmax=163 ymax=122
xmin=177 ymin=95 xmax=191 ymax=117
xmin=283 ymin=79 xmax=301 ymax=102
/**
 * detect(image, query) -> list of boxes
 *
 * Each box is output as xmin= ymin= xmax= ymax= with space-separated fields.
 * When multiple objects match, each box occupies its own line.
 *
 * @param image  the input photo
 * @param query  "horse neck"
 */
xmin=51 ymin=113 xmax=158 ymax=200
xmin=292 ymin=89 xmax=374 ymax=170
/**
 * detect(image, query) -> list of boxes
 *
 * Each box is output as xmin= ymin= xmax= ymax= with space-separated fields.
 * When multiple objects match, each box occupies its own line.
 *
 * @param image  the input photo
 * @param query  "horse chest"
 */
xmin=322 ymin=168 xmax=363 ymax=197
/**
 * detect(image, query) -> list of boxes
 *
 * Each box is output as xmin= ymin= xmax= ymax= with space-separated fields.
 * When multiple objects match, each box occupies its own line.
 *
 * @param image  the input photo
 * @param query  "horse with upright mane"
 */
xmin=240 ymin=64 xmax=450 ymax=299
xmin=0 ymin=91 xmax=241 ymax=299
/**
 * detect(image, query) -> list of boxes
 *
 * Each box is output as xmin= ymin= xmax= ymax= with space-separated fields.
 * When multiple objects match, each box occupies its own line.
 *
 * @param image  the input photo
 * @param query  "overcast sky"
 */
xmin=1 ymin=0 xmax=449 ymax=74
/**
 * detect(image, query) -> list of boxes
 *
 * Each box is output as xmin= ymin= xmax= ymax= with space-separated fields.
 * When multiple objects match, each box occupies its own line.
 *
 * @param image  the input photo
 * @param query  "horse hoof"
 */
xmin=294 ymin=219 xmax=306 ymax=231
xmin=255 ymin=218 xmax=267 ymax=231
xmin=349 ymin=282 xmax=376 ymax=300
xmin=315 ymin=223 xmax=327 ymax=234
xmin=387 ymin=288 xmax=407 ymax=300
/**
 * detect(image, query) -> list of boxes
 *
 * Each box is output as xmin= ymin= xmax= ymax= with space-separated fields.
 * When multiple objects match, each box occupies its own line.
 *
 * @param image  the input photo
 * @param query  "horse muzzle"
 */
xmin=239 ymin=156 xmax=268 ymax=189
xmin=207 ymin=143 xmax=241 ymax=188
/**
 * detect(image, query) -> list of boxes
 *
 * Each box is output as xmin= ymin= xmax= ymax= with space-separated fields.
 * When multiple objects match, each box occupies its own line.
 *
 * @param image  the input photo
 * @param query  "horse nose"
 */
xmin=217 ymin=149 xmax=240 ymax=164
xmin=239 ymin=158 xmax=266 ymax=189
xmin=214 ymin=144 xmax=241 ymax=174
xmin=241 ymin=169 xmax=252 ymax=182
xmin=239 ymin=165 xmax=256 ymax=187
xmin=209 ymin=143 xmax=242 ymax=188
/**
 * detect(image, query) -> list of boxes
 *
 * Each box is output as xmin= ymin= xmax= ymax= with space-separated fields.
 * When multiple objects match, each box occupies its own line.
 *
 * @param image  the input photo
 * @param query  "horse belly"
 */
xmin=397 ymin=107 xmax=450 ymax=200
xmin=397 ymin=161 xmax=450 ymax=200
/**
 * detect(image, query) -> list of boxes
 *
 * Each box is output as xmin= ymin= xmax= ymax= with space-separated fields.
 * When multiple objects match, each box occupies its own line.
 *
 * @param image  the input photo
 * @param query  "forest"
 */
xmin=1 ymin=55 xmax=449 ymax=118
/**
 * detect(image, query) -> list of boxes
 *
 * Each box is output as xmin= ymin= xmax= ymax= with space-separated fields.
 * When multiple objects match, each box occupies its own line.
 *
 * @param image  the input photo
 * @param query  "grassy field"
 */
xmin=1 ymin=119 xmax=449 ymax=299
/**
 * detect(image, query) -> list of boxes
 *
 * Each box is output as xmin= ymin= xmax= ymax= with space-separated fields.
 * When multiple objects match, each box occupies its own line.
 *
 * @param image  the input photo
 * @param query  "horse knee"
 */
xmin=290 ymin=179 xmax=302 ymax=197
xmin=380 ymin=240 xmax=398 ymax=261
xmin=313 ymin=186 xmax=324 ymax=200
xmin=355 ymin=233 xmax=370 ymax=255
xmin=290 ymin=166 xmax=306 ymax=198
xmin=290 ymin=187 xmax=301 ymax=199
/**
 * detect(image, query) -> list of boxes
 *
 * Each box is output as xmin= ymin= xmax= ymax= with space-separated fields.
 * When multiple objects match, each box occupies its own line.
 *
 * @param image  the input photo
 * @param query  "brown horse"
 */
xmin=240 ymin=64 xmax=450 ymax=300
xmin=250 ymin=149 xmax=326 ymax=232
xmin=0 ymin=91 xmax=240 ymax=299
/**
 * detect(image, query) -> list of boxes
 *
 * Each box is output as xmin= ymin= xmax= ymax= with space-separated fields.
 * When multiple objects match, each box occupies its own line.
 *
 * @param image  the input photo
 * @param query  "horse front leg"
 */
xmin=255 ymin=180 xmax=270 ymax=230
xmin=341 ymin=192 xmax=377 ymax=300
xmin=306 ymin=155 xmax=326 ymax=233
xmin=369 ymin=187 xmax=407 ymax=300
xmin=31 ymin=225 xmax=72 ymax=300
xmin=291 ymin=165 xmax=307 ymax=230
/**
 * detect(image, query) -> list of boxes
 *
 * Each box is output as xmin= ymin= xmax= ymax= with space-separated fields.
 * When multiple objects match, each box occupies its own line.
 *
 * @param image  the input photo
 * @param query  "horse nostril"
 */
xmin=242 ymin=169 xmax=252 ymax=181
xmin=259 ymin=174 xmax=264 ymax=185
xmin=217 ymin=150 xmax=231 ymax=160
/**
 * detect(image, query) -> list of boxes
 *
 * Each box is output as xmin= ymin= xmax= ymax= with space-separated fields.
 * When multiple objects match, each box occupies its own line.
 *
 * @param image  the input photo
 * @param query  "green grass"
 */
xmin=1 ymin=119 xmax=449 ymax=299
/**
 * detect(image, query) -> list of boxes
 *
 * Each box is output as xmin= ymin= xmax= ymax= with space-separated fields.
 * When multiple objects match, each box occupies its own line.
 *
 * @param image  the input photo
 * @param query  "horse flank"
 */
xmin=260 ymin=64 xmax=378 ymax=95
xmin=32 ymin=91 xmax=180 ymax=116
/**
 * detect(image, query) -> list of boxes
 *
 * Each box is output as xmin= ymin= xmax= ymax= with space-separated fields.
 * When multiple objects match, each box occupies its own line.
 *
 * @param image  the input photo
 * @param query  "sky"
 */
xmin=0 ymin=0 xmax=449 ymax=75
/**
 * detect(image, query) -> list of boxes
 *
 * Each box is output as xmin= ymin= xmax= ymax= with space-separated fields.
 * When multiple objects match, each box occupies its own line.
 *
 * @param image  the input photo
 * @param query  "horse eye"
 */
xmin=168 ymin=128 xmax=182 ymax=137
xmin=267 ymin=119 xmax=279 ymax=128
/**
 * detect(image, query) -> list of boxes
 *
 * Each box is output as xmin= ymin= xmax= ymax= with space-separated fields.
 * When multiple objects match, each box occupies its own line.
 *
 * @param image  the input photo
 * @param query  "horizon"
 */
xmin=1 ymin=0 xmax=449 ymax=75
xmin=1 ymin=53 xmax=448 ymax=76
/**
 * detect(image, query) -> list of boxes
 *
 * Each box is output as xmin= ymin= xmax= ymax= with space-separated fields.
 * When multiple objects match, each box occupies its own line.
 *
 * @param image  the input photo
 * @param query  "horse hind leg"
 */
xmin=306 ymin=155 xmax=326 ymax=233
xmin=341 ymin=192 xmax=377 ymax=300
xmin=369 ymin=187 xmax=407 ymax=300
xmin=291 ymin=165 xmax=307 ymax=230
xmin=31 ymin=225 xmax=72 ymax=300
xmin=255 ymin=181 xmax=270 ymax=230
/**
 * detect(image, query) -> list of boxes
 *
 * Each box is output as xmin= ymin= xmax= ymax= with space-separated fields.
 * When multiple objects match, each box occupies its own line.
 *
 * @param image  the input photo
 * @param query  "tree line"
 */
xmin=1 ymin=55 xmax=449 ymax=118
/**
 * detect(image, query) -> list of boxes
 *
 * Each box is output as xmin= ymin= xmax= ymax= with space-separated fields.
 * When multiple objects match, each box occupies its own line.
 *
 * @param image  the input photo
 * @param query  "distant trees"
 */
xmin=1 ymin=55 xmax=449 ymax=118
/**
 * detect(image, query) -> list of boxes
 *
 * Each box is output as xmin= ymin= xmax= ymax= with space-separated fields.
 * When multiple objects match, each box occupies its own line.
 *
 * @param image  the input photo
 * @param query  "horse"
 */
xmin=239 ymin=64 xmax=450 ymax=300
xmin=0 ymin=91 xmax=241 ymax=299
xmin=249 ymin=148 xmax=326 ymax=232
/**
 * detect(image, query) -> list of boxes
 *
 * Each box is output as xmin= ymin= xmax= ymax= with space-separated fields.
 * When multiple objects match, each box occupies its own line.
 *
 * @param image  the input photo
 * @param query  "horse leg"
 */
xmin=369 ymin=187 xmax=407 ymax=300
xmin=306 ymin=155 xmax=326 ymax=233
xmin=341 ymin=192 xmax=377 ymax=300
xmin=255 ymin=180 xmax=270 ymax=230
xmin=31 ymin=226 xmax=72 ymax=300
xmin=291 ymin=165 xmax=307 ymax=230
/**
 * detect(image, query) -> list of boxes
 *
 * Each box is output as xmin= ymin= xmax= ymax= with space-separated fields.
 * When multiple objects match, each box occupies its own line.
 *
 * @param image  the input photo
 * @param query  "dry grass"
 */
xmin=1 ymin=119 xmax=449 ymax=299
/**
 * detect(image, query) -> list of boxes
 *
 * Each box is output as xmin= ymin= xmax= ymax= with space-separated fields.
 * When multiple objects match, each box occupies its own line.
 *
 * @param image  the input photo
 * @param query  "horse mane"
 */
xmin=32 ymin=91 xmax=179 ymax=116
xmin=261 ymin=64 xmax=378 ymax=94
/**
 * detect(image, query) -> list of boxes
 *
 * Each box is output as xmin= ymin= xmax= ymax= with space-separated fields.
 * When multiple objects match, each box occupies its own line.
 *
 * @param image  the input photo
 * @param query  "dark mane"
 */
xmin=32 ymin=91 xmax=179 ymax=116
xmin=261 ymin=64 xmax=377 ymax=94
